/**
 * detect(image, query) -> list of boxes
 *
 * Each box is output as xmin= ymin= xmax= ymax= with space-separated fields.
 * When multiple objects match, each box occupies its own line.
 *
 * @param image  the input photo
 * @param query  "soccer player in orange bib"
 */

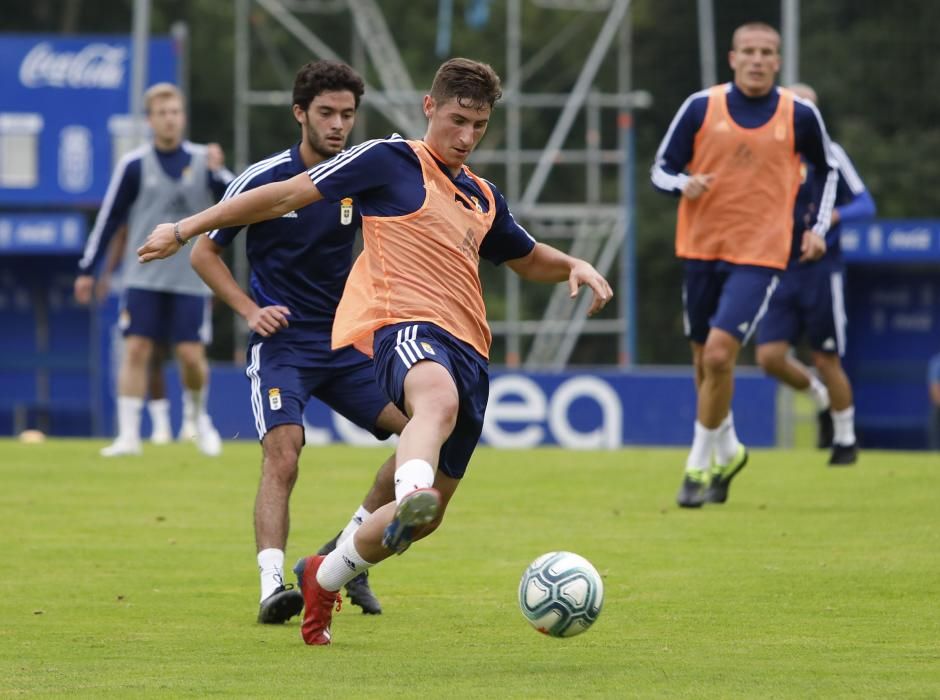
xmin=651 ymin=23 xmax=838 ymax=508
xmin=138 ymin=57 xmax=613 ymax=645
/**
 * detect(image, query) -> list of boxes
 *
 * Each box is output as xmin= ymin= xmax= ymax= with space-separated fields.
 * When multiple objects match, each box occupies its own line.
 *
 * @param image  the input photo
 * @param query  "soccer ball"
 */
xmin=518 ymin=551 xmax=604 ymax=638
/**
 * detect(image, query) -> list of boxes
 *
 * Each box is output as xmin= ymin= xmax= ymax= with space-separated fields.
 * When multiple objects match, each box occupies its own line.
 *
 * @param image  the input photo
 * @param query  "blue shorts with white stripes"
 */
xmin=682 ymin=260 xmax=780 ymax=346
xmin=373 ymin=322 xmax=489 ymax=479
xmin=245 ymin=330 xmax=391 ymax=441
xmin=120 ymin=288 xmax=212 ymax=344
xmin=756 ymin=261 xmax=846 ymax=355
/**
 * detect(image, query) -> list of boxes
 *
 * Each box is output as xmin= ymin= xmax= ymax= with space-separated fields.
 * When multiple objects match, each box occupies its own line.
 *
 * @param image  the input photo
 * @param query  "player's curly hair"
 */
xmin=429 ymin=58 xmax=502 ymax=111
xmin=292 ymin=60 xmax=365 ymax=112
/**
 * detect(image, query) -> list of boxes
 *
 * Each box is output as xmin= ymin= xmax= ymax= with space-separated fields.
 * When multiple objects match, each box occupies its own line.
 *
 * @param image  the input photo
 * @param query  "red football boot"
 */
xmin=292 ymin=555 xmax=342 ymax=645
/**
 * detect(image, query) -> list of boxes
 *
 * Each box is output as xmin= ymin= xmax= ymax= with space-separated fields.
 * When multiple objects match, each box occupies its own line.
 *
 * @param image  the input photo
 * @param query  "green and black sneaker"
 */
xmin=704 ymin=445 xmax=749 ymax=504
xmin=676 ymin=468 xmax=710 ymax=508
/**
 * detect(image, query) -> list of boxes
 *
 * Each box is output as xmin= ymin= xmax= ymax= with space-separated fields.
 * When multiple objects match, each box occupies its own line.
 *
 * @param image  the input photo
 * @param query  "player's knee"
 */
xmin=175 ymin=346 xmax=205 ymax=371
xmin=123 ymin=338 xmax=152 ymax=368
xmin=262 ymin=446 xmax=300 ymax=487
xmin=756 ymin=345 xmax=784 ymax=374
xmin=263 ymin=461 xmax=299 ymax=490
xmin=701 ymin=344 xmax=735 ymax=374
xmin=812 ymin=352 xmax=841 ymax=374
xmin=411 ymin=392 xmax=458 ymax=434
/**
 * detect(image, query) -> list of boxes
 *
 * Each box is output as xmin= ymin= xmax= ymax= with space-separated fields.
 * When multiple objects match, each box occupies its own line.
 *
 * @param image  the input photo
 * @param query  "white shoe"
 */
xmin=100 ymin=439 xmax=142 ymax=457
xmin=195 ymin=416 xmax=222 ymax=457
xmin=178 ymin=419 xmax=197 ymax=442
xmin=151 ymin=428 xmax=173 ymax=445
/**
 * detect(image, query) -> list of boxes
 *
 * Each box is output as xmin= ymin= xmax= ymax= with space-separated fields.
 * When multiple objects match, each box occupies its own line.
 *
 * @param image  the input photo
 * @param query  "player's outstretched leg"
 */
xmin=293 ymin=555 xmax=342 ymax=645
xmin=317 ymin=530 xmax=382 ymax=615
xmin=383 ymin=487 xmax=441 ymax=554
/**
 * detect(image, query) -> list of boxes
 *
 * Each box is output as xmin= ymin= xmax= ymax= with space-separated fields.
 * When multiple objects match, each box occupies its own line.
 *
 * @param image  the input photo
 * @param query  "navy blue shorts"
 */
xmin=372 ymin=322 xmax=489 ymax=479
xmin=245 ymin=332 xmax=391 ymax=441
xmin=120 ymin=288 xmax=212 ymax=344
xmin=682 ymin=260 xmax=780 ymax=345
xmin=756 ymin=262 xmax=847 ymax=355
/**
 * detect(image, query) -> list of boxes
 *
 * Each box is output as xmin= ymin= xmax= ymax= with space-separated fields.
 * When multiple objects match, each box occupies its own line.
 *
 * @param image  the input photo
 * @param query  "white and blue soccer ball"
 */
xmin=518 ymin=551 xmax=604 ymax=638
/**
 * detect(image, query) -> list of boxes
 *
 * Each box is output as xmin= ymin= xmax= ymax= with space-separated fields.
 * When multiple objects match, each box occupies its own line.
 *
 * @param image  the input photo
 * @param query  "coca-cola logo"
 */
xmin=19 ymin=42 xmax=127 ymax=89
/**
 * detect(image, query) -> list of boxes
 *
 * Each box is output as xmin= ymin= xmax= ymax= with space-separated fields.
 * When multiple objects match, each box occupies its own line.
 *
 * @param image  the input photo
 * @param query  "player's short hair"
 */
xmin=731 ymin=22 xmax=781 ymax=50
xmin=143 ymin=82 xmax=184 ymax=113
xmin=292 ymin=60 xmax=365 ymax=112
xmin=429 ymin=58 xmax=502 ymax=111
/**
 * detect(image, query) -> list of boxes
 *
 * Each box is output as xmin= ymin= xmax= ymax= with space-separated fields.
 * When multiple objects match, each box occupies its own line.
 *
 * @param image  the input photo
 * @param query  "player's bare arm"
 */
xmin=191 ymin=236 xmax=290 ymax=337
xmin=799 ymin=230 xmax=827 ymax=263
xmin=137 ymin=172 xmax=321 ymax=263
xmin=507 ymin=242 xmax=613 ymax=316
xmin=682 ymin=173 xmax=714 ymax=200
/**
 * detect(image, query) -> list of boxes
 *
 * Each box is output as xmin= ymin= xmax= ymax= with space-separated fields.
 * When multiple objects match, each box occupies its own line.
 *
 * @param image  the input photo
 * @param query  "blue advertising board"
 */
xmin=110 ymin=366 xmax=777 ymax=449
xmin=0 ymin=34 xmax=177 ymax=207
xmin=842 ymin=219 xmax=940 ymax=263
xmin=841 ymin=219 xmax=940 ymax=448
xmin=0 ymin=213 xmax=86 ymax=254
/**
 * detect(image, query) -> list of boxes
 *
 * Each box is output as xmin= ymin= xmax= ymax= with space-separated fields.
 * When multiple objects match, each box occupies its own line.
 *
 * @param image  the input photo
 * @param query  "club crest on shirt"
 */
xmin=421 ymin=342 xmax=436 ymax=356
xmin=470 ymin=195 xmax=484 ymax=214
xmin=268 ymin=388 xmax=282 ymax=411
xmin=340 ymin=197 xmax=354 ymax=225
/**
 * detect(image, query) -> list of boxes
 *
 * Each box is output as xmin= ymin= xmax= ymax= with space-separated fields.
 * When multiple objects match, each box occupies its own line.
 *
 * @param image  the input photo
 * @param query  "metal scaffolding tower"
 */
xmin=233 ymin=0 xmax=648 ymax=368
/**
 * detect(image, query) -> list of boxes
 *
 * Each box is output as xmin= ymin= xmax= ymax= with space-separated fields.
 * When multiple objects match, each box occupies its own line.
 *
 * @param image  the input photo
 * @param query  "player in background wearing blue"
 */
xmin=75 ymin=83 xmax=232 ymax=457
xmin=756 ymin=83 xmax=875 ymax=466
xmin=191 ymin=61 xmax=405 ymax=622
xmin=927 ymin=352 xmax=940 ymax=450
xmin=651 ymin=22 xmax=838 ymax=507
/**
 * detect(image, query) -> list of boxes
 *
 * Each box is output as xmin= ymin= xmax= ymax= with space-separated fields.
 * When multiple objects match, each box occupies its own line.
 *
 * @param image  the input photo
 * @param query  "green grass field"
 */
xmin=1 ymin=439 xmax=938 ymax=698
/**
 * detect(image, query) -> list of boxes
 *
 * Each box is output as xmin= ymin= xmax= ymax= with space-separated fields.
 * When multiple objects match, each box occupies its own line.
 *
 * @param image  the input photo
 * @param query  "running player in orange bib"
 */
xmin=651 ymin=23 xmax=838 ymax=508
xmin=138 ymin=57 xmax=613 ymax=646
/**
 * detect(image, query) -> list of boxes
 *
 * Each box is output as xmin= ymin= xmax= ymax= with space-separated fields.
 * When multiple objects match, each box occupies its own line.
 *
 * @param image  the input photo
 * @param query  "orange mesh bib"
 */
xmin=676 ymin=85 xmax=801 ymax=270
xmin=332 ymin=140 xmax=497 ymax=358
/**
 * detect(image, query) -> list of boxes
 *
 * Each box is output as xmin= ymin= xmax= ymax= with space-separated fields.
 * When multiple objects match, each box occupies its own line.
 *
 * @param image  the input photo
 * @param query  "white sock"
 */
xmin=686 ymin=421 xmax=718 ymax=472
xmin=183 ymin=388 xmax=205 ymax=421
xmin=808 ymin=374 xmax=830 ymax=411
xmin=394 ymin=459 xmax=435 ymax=503
xmin=257 ymin=548 xmax=285 ymax=602
xmin=116 ymin=396 xmax=144 ymax=444
xmin=832 ymin=406 xmax=856 ymax=446
xmin=715 ymin=412 xmax=742 ymax=466
xmin=337 ymin=506 xmax=371 ymax=547
xmin=148 ymin=398 xmax=171 ymax=436
xmin=317 ymin=536 xmax=374 ymax=592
